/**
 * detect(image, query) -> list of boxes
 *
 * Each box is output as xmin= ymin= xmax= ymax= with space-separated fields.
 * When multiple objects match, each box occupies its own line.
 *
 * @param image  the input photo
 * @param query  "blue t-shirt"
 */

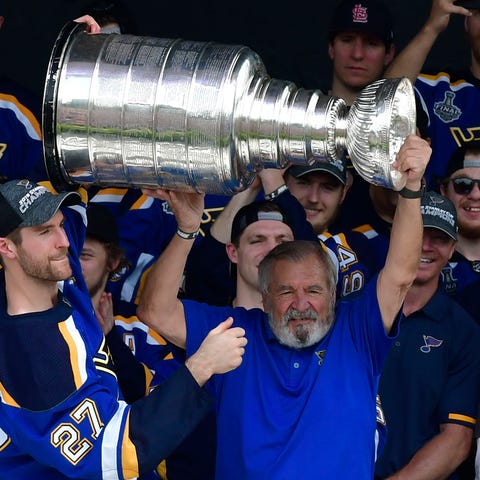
xmin=182 ymin=276 xmax=396 ymax=479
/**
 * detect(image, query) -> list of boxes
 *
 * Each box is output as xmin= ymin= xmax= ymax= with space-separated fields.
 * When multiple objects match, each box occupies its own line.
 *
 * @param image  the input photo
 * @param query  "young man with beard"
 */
xmin=0 ymin=179 xmax=247 ymax=479
xmin=375 ymin=191 xmax=480 ymax=480
xmin=137 ymin=134 xmax=431 ymax=479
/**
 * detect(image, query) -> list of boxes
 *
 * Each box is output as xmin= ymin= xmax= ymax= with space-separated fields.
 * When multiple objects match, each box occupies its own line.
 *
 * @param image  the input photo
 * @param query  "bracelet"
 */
xmin=265 ymin=184 xmax=288 ymax=201
xmin=398 ymin=185 xmax=425 ymax=199
xmin=176 ymin=227 xmax=199 ymax=240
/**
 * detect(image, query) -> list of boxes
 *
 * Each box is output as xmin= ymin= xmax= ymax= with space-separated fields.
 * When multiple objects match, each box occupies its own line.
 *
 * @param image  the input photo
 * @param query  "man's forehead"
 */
xmin=240 ymin=219 xmax=293 ymax=239
xmin=28 ymin=210 xmax=65 ymax=229
xmin=334 ymin=29 xmax=384 ymax=41
xmin=464 ymin=151 xmax=480 ymax=162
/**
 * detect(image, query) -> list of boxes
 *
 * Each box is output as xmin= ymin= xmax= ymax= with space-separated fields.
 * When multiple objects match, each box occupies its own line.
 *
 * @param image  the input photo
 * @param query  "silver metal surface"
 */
xmin=43 ymin=22 xmax=416 ymax=194
xmin=347 ymin=77 xmax=416 ymax=190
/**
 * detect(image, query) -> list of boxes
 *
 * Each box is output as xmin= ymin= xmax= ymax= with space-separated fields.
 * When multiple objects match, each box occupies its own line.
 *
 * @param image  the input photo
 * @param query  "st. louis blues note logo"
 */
xmin=420 ymin=335 xmax=443 ymax=353
xmin=315 ymin=350 xmax=326 ymax=366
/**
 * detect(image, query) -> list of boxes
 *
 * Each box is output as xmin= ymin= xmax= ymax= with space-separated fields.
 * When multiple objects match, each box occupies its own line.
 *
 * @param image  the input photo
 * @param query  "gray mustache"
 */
xmin=284 ymin=308 xmax=319 ymax=322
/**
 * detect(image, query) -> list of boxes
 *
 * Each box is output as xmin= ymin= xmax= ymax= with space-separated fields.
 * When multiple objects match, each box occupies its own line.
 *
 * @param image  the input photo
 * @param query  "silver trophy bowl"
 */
xmin=43 ymin=22 xmax=416 ymax=194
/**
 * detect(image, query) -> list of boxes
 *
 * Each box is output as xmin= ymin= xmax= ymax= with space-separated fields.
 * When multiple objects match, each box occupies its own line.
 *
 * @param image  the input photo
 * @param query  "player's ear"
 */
xmin=0 ymin=237 xmax=17 ymax=259
xmin=226 ymin=242 xmax=239 ymax=264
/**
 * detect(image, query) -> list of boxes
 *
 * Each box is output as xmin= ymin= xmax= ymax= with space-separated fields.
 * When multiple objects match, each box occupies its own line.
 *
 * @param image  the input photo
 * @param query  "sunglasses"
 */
xmin=447 ymin=177 xmax=480 ymax=195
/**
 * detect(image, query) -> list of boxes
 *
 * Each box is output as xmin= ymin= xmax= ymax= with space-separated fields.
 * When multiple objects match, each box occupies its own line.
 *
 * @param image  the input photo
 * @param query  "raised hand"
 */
xmin=393 ymin=135 xmax=432 ymax=189
xmin=425 ymin=0 xmax=472 ymax=36
xmin=142 ymin=188 xmax=205 ymax=234
xmin=73 ymin=15 xmax=102 ymax=34
xmin=95 ymin=291 xmax=115 ymax=335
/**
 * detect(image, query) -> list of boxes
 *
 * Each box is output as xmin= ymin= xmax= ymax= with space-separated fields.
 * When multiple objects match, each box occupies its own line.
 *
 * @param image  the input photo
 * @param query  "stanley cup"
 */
xmin=43 ymin=22 xmax=416 ymax=195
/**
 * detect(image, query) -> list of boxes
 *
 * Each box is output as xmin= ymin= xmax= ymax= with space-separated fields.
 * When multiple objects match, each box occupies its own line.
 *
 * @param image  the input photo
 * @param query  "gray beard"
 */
xmin=268 ymin=307 xmax=334 ymax=350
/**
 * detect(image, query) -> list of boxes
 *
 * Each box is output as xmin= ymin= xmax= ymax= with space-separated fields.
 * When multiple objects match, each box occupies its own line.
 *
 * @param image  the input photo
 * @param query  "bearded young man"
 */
xmin=0 ymin=179 xmax=247 ymax=479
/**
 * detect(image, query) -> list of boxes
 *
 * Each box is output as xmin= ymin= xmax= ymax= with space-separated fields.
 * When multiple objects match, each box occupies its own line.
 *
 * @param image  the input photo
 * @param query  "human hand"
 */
xmin=74 ymin=15 xmax=102 ymax=34
xmin=425 ymin=0 xmax=471 ymax=35
xmin=95 ymin=291 xmax=115 ymax=335
xmin=185 ymin=317 xmax=247 ymax=386
xmin=258 ymin=167 xmax=288 ymax=195
xmin=142 ymin=188 xmax=205 ymax=234
xmin=393 ymin=134 xmax=431 ymax=190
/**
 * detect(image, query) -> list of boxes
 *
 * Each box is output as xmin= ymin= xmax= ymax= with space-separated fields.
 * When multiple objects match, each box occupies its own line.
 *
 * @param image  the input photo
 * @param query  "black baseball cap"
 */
xmin=444 ymin=139 xmax=480 ymax=179
xmin=231 ymin=201 xmax=293 ymax=244
xmin=329 ymin=0 xmax=394 ymax=45
xmin=86 ymin=203 xmax=119 ymax=244
xmin=421 ymin=191 xmax=458 ymax=241
xmin=0 ymin=179 xmax=80 ymax=237
xmin=286 ymin=158 xmax=347 ymax=185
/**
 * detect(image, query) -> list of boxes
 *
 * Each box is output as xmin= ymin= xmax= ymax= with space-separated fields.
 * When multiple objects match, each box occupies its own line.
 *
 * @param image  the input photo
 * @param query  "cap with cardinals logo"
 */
xmin=329 ymin=0 xmax=394 ymax=45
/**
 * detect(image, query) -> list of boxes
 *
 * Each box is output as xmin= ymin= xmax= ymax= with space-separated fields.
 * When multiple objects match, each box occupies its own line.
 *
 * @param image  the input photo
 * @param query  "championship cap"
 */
xmin=86 ymin=203 xmax=119 ymax=245
xmin=286 ymin=158 xmax=347 ymax=185
xmin=444 ymin=139 xmax=480 ymax=179
xmin=421 ymin=191 xmax=458 ymax=241
xmin=329 ymin=0 xmax=394 ymax=45
xmin=454 ymin=0 xmax=480 ymax=9
xmin=0 ymin=179 xmax=80 ymax=237
xmin=231 ymin=200 xmax=293 ymax=244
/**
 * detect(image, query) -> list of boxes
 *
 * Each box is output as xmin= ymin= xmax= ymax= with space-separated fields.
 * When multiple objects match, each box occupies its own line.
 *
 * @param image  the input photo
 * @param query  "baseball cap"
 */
xmin=421 ymin=191 xmax=458 ymax=241
xmin=454 ymin=0 xmax=480 ymax=9
xmin=329 ymin=0 xmax=394 ymax=45
xmin=444 ymin=140 xmax=480 ymax=179
xmin=231 ymin=200 xmax=293 ymax=244
xmin=86 ymin=204 xmax=119 ymax=244
xmin=286 ymin=158 xmax=347 ymax=185
xmin=0 ymin=179 xmax=80 ymax=237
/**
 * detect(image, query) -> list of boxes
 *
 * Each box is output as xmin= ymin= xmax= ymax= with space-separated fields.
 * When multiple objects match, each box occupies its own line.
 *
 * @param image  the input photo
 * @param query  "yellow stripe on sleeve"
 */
xmin=121 ymin=411 xmax=140 ymax=478
xmin=448 ymin=413 xmax=477 ymax=425
xmin=57 ymin=319 xmax=86 ymax=390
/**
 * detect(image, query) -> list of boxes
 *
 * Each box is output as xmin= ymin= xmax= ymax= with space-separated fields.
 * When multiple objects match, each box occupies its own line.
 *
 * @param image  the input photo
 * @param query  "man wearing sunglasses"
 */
xmin=439 ymin=140 xmax=480 ymax=297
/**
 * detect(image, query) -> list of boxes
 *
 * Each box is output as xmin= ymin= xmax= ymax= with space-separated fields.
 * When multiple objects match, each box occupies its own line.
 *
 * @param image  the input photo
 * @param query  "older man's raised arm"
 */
xmin=376 ymin=135 xmax=431 ymax=332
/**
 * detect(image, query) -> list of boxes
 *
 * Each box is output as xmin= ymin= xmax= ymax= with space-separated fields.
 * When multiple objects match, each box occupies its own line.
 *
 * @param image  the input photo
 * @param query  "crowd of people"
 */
xmin=0 ymin=0 xmax=480 ymax=479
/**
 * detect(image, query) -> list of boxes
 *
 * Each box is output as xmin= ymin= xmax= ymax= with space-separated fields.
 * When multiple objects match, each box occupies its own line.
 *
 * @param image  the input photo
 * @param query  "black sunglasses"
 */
xmin=446 ymin=177 xmax=480 ymax=195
